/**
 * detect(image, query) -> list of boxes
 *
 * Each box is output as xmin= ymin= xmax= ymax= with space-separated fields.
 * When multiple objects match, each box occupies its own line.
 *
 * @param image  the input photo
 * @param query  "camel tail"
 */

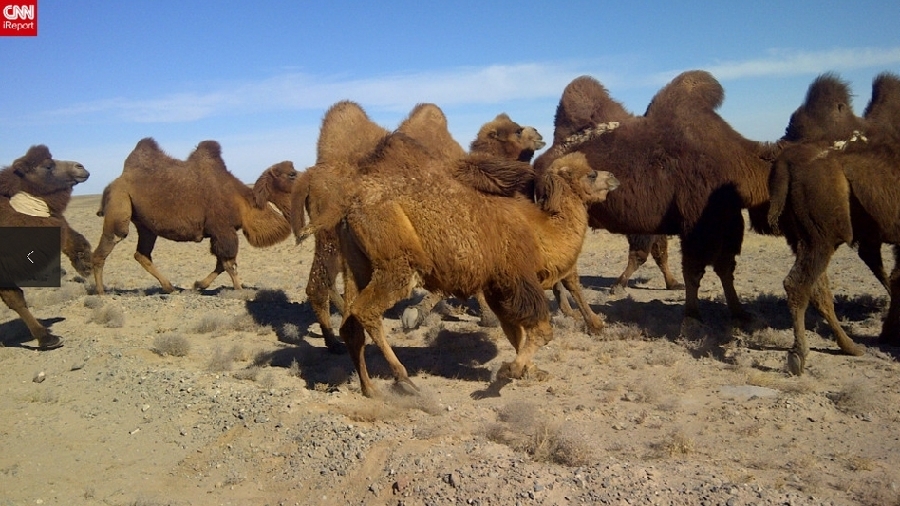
xmin=767 ymin=157 xmax=790 ymax=235
xmin=96 ymin=184 xmax=113 ymax=217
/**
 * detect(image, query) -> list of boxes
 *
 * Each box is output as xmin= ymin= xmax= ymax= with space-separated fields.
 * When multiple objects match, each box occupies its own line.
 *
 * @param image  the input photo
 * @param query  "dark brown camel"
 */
xmin=768 ymin=72 xmax=900 ymax=374
xmin=0 ymin=145 xmax=91 ymax=349
xmin=535 ymin=71 xmax=780 ymax=328
xmin=92 ymin=138 xmax=295 ymax=294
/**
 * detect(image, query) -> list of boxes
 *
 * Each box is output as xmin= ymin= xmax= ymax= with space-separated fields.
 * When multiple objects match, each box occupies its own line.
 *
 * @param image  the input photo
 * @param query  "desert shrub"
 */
xmin=151 ymin=333 xmax=190 ymax=357
xmin=89 ymin=303 xmax=125 ymax=328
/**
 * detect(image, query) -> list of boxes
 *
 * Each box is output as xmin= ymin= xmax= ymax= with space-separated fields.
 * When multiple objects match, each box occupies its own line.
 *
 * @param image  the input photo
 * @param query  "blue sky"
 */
xmin=2 ymin=1 xmax=899 ymax=195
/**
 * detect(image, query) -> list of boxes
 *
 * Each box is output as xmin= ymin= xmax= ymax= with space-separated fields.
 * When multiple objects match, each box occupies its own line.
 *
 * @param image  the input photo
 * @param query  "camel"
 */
xmin=92 ymin=138 xmax=295 ymax=295
xmin=534 ymin=71 xmax=865 ymax=330
xmin=291 ymin=103 xmax=547 ymax=352
xmin=303 ymin=123 xmax=618 ymax=396
xmin=0 ymin=145 xmax=91 ymax=349
xmin=767 ymin=72 xmax=900 ymax=374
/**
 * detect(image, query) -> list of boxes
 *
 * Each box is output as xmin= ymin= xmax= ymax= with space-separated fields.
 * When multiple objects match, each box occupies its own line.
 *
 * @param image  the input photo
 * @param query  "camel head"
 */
xmin=538 ymin=152 xmax=618 ymax=214
xmin=782 ymin=73 xmax=865 ymax=143
xmin=253 ymin=160 xmax=297 ymax=214
xmin=470 ymin=113 xmax=546 ymax=162
xmin=11 ymin=145 xmax=89 ymax=195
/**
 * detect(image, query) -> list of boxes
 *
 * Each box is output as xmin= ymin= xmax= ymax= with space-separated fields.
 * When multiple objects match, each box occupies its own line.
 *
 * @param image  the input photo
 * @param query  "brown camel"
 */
xmin=92 ymin=138 xmax=295 ymax=294
xmin=531 ymin=74 xmax=682 ymax=296
xmin=0 ymin=145 xmax=91 ymax=349
xmin=291 ymin=103 xmax=547 ymax=352
xmin=534 ymin=71 xmax=866 ymax=330
xmin=304 ymin=125 xmax=618 ymax=396
xmin=767 ymin=72 xmax=900 ymax=374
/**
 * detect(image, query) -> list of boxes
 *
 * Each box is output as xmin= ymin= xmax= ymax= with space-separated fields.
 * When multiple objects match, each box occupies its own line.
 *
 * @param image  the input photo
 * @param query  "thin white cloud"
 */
xmin=650 ymin=46 xmax=900 ymax=85
xmin=37 ymin=46 xmax=900 ymax=125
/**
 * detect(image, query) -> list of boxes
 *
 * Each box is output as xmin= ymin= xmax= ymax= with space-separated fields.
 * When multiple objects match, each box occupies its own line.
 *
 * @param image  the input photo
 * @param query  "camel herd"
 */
xmin=2 ymin=69 xmax=900 ymax=396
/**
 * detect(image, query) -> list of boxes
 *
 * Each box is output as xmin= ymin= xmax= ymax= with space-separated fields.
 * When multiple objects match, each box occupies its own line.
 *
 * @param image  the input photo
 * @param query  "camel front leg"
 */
xmin=560 ymin=269 xmax=604 ymax=335
xmin=0 ymin=288 xmax=61 ymax=349
xmin=306 ymin=233 xmax=346 ymax=354
xmin=650 ymin=236 xmax=684 ymax=290
xmin=783 ymin=241 xmax=833 ymax=375
xmin=133 ymin=226 xmax=175 ymax=293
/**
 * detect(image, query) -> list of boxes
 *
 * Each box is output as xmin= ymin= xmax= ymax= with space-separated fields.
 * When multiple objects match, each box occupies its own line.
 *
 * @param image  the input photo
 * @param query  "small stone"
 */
xmin=32 ymin=371 xmax=45 ymax=383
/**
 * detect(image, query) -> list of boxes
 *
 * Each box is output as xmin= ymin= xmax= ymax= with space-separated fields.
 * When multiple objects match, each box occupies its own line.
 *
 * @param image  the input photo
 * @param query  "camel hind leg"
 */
xmin=0 ymin=288 xmax=61 ymax=349
xmin=809 ymin=271 xmax=865 ymax=357
xmin=649 ymin=235 xmax=684 ymax=290
xmin=484 ymin=277 xmax=553 ymax=381
xmin=195 ymin=233 xmax=241 ymax=291
xmin=306 ymin=229 xmax=347 ymax=354
xmin=132 ymin=225 xmax=176 ymax=293
xmin=91 ymin=186 xmax=133 ymax=295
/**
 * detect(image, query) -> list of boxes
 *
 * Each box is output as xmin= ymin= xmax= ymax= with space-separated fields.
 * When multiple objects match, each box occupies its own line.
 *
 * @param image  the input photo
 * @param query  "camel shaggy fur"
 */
xmin=767 ymin=72 xmax=900 ymax=374
xmin=92 ymin=138 xmax=295 ymax=294
xmin=0 ymin=145 xmax=91 ymax=349
xmin=291 ymin=103 xmax=547 ymax=351
xmin=534 ymin=71 xmax=784 ymax=326
xmin=309 ymin=125 xmax=617 ymax=395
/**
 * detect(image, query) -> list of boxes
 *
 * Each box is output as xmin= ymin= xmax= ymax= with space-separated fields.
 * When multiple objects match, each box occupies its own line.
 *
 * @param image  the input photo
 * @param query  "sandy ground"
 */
xmin=1 ymin=194 xmax=899 ymax=506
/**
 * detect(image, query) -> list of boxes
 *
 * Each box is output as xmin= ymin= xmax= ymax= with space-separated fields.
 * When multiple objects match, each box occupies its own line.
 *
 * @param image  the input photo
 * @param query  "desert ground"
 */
xmin=1 ymin=193 xmax=899 ymax=506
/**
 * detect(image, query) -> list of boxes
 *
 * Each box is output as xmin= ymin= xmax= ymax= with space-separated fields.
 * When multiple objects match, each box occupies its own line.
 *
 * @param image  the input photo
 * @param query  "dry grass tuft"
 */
xmin=829 ymin=380 xmax=879 ymax=416
xmin=151 ymin=333 xmax=190 ymax=357
xmin=206 ymin=344 xmax=247 ymax=372
xmin=601 ymin=322 xmax=645 ymax=341
xmin=484 ymin=402 xmax=593 ymax=466
xmin=89 ymin=303 xmax=125 ymax=328
xmin=652 ymin=429 xmax=695 ymax=458
xmin=281 ymin=323 xmax=301 ymax=342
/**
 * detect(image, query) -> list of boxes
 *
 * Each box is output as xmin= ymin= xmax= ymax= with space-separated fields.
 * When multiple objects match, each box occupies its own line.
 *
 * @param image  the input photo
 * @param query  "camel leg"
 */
xmin=221 ymin=258 xmax=242 ymax=290
xmin=808 ymin=272 xmax=865 ymax=356
xmin=91 ymin=232 xmax=120 ymax=296
xmin=474 ymin=291 xmax=500 ymax=328
xmin=92 ymin=185 xmax=132 ymax=295
xmin=681 ymin=257 xmax=705 ymax=323
xmin=552 ymin=281 xmax=576 ymax=317
xmin=401 ymin=290 xmax=443 ymax=330
xmin=879 ymin=264 xmax=900 ymax=344
xmin=484 ymin=283 xmax=553 ymax=381
xmin=340 ymin=315 xmax=375 ymax=397
xmin=612 ymin=235 xmax=649 ymax=293
xmin=306 ymin=235 xmax=346 ymax=354
xmin=0 ymin=288 xmax=61 ymax=349
xmin=712 ymin=252 xmax=752 ymax=325
xmin=783 ymin=242 xmax=834 ymax=375
xmin=133 ymin=226 xmax=175 ymax=293
xmin=650 ymin=236 xmax=684 ymax=290
xmin=856 ymin=240 xmax=890 ymax=292
xmin=62 ymin=223 xmax=92 ymax=278
xmin=560 ymin=269 xmax=604 ymax=335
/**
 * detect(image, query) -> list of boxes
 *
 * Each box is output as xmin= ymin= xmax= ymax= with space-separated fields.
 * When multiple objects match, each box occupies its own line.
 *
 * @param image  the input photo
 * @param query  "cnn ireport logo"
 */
xmin=1 ymin=1 xmax=37 ymax=36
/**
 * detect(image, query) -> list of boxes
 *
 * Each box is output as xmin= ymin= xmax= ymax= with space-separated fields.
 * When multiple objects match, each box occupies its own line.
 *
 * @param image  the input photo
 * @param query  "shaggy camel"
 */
xmin=305 ymin=126 xmax=618 ymax=396
xmin=531 ymin=74 xmax=682 ymax=297
xmin=768 ymin=72 xmax=900 ymax=374
xmin=291 ymin=103 xmax=547 ymax=352
xmin=0 ymin=145 xmax=91 ymax=349
xmin=534 ymin=71 xmax=865 ymax=329
xmin=92 ymin=138 xmax=295 ymax=294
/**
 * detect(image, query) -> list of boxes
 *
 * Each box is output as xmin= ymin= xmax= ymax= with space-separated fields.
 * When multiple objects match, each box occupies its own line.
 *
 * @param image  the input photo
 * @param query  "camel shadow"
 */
xmin=243 ymin=289 xmax=321 ymax=346
xmin=255 ymin=327 xmax=498 ymax=391
xmin=0 ymin=317 xmax=65 ymax=348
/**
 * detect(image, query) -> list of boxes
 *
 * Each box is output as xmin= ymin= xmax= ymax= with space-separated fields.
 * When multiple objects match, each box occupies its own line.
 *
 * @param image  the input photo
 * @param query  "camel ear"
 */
xmin=253 ymin=170 xmax=272 ymax=208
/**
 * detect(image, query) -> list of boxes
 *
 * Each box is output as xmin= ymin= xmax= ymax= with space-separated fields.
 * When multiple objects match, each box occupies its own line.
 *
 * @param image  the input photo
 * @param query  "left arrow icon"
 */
xmin=27 ymin=251 xmax=34 ymax=264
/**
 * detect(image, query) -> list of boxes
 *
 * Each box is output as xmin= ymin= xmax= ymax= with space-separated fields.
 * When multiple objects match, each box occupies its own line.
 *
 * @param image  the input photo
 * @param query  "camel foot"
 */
xmin=522 ymin=364 xmax=551 ymax=382
xmin=323 ymin=333 xmax=347 ymax=355
xmin=608 ymin=284 xmax=627 ymax=297
xmin=390 ymin=378 xmax=420 ymax=396
xmin=37 ymin=334 xmax=63 ymax=350
xmin=478 ymin=311 xmax=500 ymax=328
xmin=401 ymin=307 xmax=424 ymax=331
xmin=787 ymin=350 xmax=806 ymax=376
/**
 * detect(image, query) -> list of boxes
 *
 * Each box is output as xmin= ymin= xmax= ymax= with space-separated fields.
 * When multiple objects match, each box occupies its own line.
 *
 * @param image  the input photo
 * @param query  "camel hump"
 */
xmin=401 ymin=103 xmax=450 ymax=130
xmin=553 ymin=75 xmax=630 ymax=141
xmin=804 ymin=73 xmax=853 ymax=112
xmin=316 ymin=101 xmax=388 ymax=165
xmin=864 ymin=72 xmax=900 ymax=139
xmin=645 ymin=70 xmax=724 ymax=117
xmin=134 ymin=137 xmax=161 ymax=152
xmin=193 ymin=140 xmax=222 ymax=160
xmin=396 ymin=103 xmax=465 ymax=160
